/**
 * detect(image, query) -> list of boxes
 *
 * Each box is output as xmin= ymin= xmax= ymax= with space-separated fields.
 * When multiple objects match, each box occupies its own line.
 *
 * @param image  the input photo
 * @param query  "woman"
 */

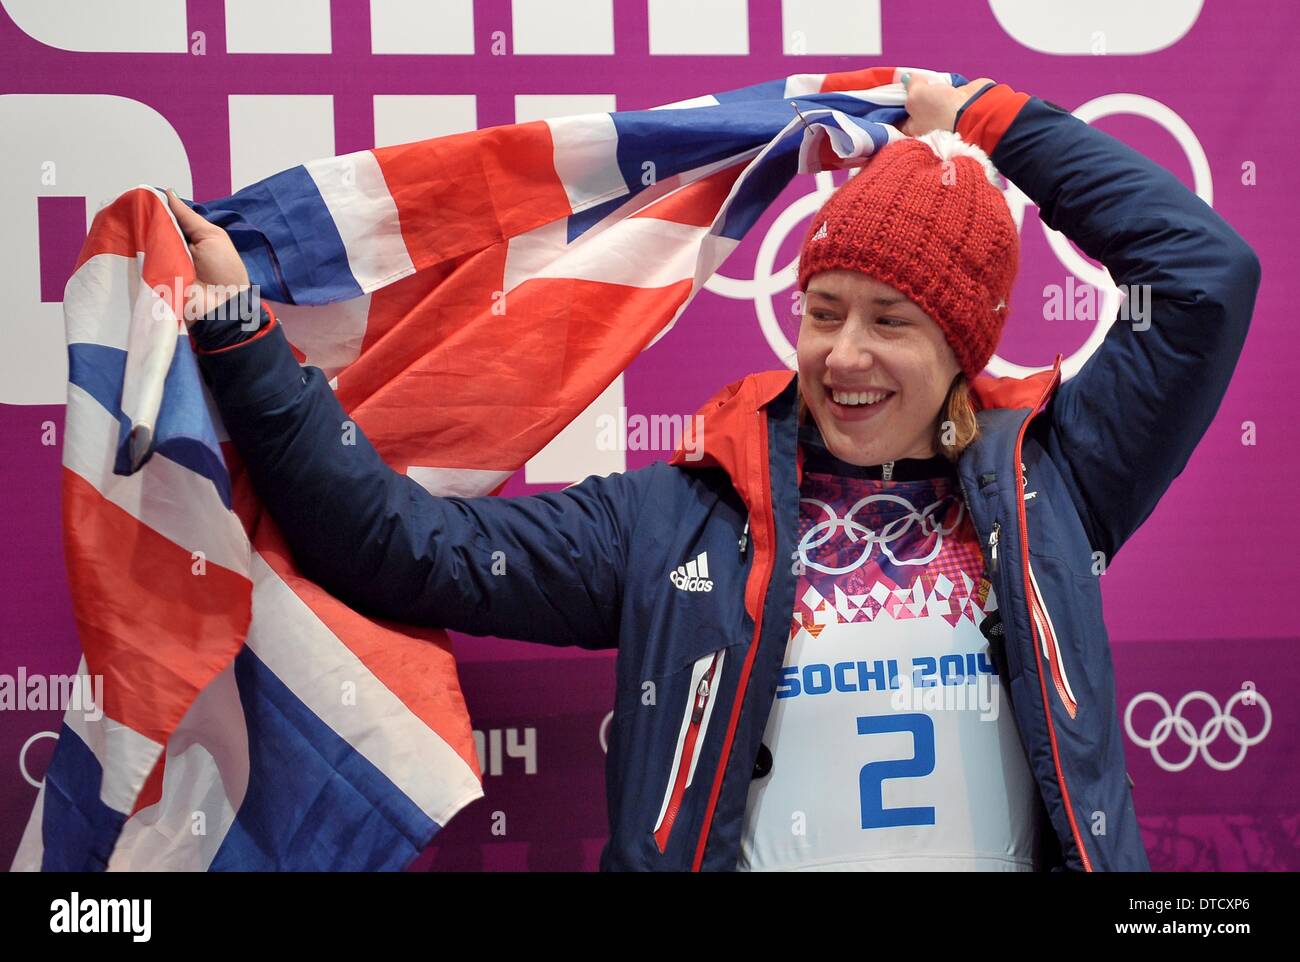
xmin=167 ymin=74 xmax=1260 ymax=872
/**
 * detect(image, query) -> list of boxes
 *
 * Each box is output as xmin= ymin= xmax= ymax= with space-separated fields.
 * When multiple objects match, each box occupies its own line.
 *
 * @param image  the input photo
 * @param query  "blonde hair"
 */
xmin=797 ymin=373 xmax=980 ymax=464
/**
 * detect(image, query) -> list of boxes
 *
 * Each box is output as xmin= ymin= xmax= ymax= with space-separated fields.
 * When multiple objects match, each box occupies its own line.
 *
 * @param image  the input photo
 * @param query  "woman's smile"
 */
xmin=825 ymin=386 xmax=897 ymax=422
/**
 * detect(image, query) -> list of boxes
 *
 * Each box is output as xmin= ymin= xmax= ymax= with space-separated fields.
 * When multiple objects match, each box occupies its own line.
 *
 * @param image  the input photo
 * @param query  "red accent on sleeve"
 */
xmin=192 ymin=301 xmax=280 ymax=356
xmin=956 ymin=84 xmax=1031 ymax=157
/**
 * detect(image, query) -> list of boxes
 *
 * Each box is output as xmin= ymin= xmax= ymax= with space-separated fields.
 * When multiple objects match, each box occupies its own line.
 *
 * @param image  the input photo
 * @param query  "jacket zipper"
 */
xmin=955 ymin=474 xmax=998 ymax=585
xmin=690 ymin=394 xmax=777 ymax=871
xmin=1016 ymin=461 xmax=1078 ymax=718
xmin=1012 ymin=357 xmax=1093 ymax=872
xmin=653 ymin=649 xmax=724 ymax=854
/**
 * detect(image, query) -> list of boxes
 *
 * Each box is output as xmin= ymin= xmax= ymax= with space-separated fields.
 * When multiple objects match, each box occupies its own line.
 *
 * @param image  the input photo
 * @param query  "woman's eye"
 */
xmin=811 ymin=311 xmax=837 ymax=322
xmin=878 ymin=317 xmax=907 ymax=327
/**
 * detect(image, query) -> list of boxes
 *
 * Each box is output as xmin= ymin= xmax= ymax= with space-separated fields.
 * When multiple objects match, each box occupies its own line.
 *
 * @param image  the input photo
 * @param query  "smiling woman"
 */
xmin=795 ymin=271 xmax=982 ymax=466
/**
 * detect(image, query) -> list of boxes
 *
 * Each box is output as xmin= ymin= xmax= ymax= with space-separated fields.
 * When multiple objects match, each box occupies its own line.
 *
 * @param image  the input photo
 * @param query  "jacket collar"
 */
xmin=969 ymin=355 xmax=1063 ymax=413
xmin=667 ymin=355 xmax=1064 ymax=508
xmin=666 ymin=370 xmax=794 ymax=506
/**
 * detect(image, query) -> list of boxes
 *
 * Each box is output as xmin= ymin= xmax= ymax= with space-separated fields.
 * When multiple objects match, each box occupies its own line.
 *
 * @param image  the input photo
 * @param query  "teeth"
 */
xmin=831 ymin=389 xmax=890 ymax=406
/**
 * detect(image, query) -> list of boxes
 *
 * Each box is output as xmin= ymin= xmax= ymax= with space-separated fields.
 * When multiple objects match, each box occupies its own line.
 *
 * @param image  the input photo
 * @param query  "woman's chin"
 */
xmin=822 ymin=429 xmax=887 ymax=467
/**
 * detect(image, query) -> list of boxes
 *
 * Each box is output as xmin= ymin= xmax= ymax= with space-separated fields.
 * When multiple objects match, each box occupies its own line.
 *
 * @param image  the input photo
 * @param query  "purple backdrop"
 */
xmin=2 ymin=0 xmax=1294 ymax=871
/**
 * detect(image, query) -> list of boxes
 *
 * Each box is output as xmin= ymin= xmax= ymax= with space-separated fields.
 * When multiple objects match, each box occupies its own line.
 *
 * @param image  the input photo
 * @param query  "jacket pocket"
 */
xmin=1024 ymin=552 xmax=1079 ymax=719
xmin=652 ymin=646 xmax=727 ymax=855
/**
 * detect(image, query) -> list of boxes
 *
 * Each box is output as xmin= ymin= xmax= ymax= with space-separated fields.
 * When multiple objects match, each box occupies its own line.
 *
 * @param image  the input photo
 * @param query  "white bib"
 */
xmin=738 ymin=470 xmax=1043 ymax=871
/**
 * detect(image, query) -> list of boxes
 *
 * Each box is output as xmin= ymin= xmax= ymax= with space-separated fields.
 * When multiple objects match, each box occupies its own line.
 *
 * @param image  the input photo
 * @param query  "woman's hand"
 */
xmin=899 ymin=73 xmax=999 ymax=138
xmin=163 ymin=187 xmax=251 ymax=327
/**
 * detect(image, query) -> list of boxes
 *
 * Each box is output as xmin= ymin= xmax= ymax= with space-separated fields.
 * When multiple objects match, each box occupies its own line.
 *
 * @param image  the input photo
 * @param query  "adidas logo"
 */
xmin=669 ymin=551 xmax=714 ymax=592
xmin=811 ymin=221 xmax=828 ymax=241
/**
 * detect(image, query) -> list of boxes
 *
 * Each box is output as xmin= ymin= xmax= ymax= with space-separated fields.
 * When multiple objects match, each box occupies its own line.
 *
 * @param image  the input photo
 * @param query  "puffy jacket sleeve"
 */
xmin=191 ymin=302 xmax=651 ymax=649
xmin=961 ymin=87 xmax=1262 ymax=563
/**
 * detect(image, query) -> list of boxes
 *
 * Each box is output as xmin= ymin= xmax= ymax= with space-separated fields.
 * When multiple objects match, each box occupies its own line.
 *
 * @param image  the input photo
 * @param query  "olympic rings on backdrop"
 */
xmin=1124 ymin=689 xmax=1271 ymax=773
xmin=18 ymin=730 xmax=59 ymax=789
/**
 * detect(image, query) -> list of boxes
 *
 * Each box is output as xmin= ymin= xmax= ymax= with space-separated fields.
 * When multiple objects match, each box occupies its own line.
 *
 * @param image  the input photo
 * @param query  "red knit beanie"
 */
xmin=796 ymin=129 xmax=1018 ymax=382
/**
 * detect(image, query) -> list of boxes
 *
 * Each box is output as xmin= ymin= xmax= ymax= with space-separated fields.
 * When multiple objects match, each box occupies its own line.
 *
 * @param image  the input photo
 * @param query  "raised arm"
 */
xmin=956 ymin=87 xmax=1262 ymax=563
xmin=165 ymin=190 xmax=644 ymax=648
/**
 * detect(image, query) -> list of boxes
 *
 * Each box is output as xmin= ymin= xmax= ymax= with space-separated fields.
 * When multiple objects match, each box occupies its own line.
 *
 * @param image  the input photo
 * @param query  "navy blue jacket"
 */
xmin=192 ymin=92 xmax=1260 ymax=871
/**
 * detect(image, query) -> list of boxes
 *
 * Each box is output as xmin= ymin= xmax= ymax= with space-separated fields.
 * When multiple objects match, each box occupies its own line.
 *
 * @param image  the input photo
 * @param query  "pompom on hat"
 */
xmin=796 ymin=128 xmax=1019 ymax=382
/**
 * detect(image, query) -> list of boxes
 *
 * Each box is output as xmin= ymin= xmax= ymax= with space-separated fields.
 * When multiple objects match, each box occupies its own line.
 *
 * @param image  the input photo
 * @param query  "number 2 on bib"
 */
xmin=856 ymin=713 xmax=936 ymax=829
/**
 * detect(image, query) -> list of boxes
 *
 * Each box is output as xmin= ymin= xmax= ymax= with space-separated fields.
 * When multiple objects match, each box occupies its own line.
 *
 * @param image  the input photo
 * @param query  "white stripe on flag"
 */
xmin=244 ymin=553 xmax=484 ymax=826
xmin=107 ymin=659 xmax=249 ymax=871
xmin=61 ymin=657 xmax=163 ymax=817
xmin=642 ymin=230 xmax=740 ymax=350
xmin=64 ymin=383 xmax=252 ymax=578
xmin=9 ymin=783 xmax=46 ymax=871
xmin=546 ymin=112 xmax=626 ymax=214
xmin=406 ymin=466 xmax=513 ymax=498
xmin=65 ymin=252 xmax=140 ymax=351
xmin=651 ymin=94 xmax=721 ymax=110
xmin=120 ymin=250 xmax=181 ymax=448
xmin=305 ymin=151 xmax=417 ymax=292
xmin=814 ymin=109 xmax=878 ymax=165
xmin=504 ymin=216 xmax=715 ymax=293
xmin=784 ymin=74 xmax=828 ymax=98
xmin=271 ymin=295 xmax=371 ymax=380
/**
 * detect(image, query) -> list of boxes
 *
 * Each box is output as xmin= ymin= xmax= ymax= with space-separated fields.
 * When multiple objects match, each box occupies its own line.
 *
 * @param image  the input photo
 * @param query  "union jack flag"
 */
xmin=14 ymin=65 xmax=965 ymax=870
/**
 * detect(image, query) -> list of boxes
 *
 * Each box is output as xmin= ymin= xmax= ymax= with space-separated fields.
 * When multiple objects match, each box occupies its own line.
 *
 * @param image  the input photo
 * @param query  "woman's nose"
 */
xmin=827 ymin=328 xmax=875 ymax=370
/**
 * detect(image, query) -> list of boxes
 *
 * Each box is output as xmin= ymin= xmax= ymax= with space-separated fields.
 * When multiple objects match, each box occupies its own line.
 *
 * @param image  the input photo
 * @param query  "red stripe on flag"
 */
xmin=374 ymin=121 xmax=573 ymax=274
xmin=75 ymin=187 xmax=195 ymax=323
xmin=335 ymin=265 xmax=693 ymax=471
xmin=820 ymin=67 xmax=900 ymax=93
xmin=631 ymin=160 xmax=747 ymax=228
xmin=818 ymin=138 xmax=841 ymax=171
xmin=356 ymin=259 xmax=457 ymax=358
xmin=219 ymin=441 xmax=265 ymax=543
xmin=62 ymin=468 xmax=251 ymax=745
xmin=132 ymin=752 xmax=167 ymax=817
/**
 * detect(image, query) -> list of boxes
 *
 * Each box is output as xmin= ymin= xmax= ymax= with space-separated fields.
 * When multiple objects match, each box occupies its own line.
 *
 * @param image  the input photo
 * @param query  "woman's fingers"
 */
xmin=158 ymin=187 xmax=252 ymax=322
xmin=163 ymin=187 xmax=214 ymax=242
